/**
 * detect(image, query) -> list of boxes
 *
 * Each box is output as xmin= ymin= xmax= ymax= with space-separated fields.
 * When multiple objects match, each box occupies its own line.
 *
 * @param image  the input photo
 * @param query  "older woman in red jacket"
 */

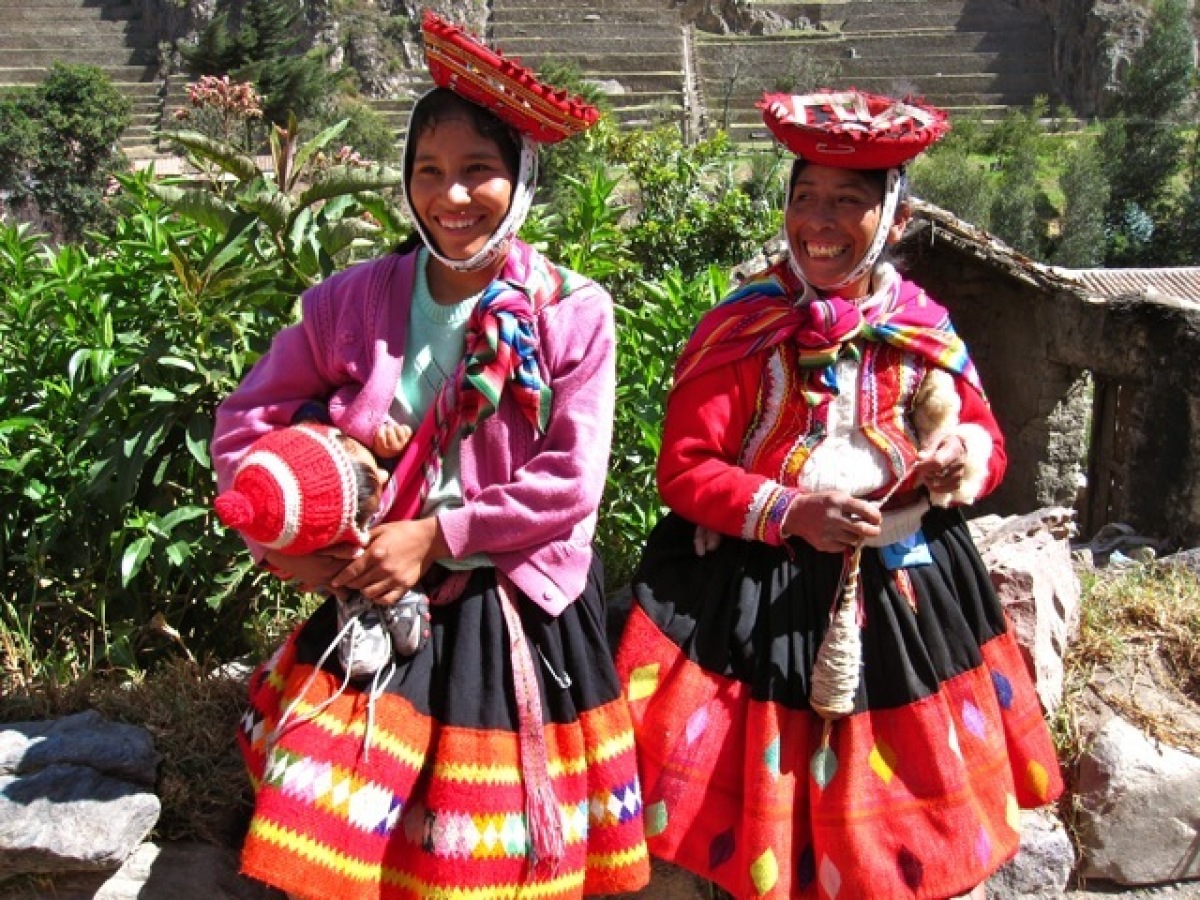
xmin=616 ymin=90 xmax=1062 ymax=900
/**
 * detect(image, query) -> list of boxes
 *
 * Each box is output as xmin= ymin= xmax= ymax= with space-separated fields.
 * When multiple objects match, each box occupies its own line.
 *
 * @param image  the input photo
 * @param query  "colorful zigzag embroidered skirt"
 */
xmin=615 ymin=507 xmax=1063 ymax=900
xmin=239 ymin=560 xmax=650 ymax=899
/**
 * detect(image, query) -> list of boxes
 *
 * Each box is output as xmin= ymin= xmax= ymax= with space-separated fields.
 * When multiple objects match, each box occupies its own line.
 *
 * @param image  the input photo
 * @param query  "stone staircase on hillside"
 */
xmin=698 ymin=0 xmax=1060 ymax=144
xmin=0 ymin=0 xmax=162 ymax=160
xmin=489 ymin=0 xmax=687 ymax=133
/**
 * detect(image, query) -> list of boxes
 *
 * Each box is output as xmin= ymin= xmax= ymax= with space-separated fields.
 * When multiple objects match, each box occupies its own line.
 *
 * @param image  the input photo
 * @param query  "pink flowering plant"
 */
xmin=171 ymin=76 xmax=265 ymax=152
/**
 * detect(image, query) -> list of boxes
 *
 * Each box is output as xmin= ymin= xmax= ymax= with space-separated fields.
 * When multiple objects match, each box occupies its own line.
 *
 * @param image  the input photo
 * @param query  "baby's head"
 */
xmin=214 ymin=423 xmax=386 ymax=555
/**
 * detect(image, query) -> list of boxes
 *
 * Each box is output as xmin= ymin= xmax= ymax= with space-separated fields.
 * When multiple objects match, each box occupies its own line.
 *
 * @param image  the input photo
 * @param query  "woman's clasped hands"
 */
xmin=266 ymin=518 xmax=449 ymax=605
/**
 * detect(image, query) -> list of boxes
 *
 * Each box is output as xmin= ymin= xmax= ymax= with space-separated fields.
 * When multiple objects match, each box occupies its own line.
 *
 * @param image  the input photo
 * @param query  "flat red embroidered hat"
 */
xmin=421 ymin=9 xmax=600 ymax=144
xmin=213 ymin=424 xmax=368 ymax=556
xmin=757 ymin=89 xmax=950 ymax=169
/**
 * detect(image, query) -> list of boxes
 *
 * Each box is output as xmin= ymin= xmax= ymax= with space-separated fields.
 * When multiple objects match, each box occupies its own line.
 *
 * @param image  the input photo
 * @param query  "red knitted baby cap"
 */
xmin=214 ymin=424 xmax=369 ymax=555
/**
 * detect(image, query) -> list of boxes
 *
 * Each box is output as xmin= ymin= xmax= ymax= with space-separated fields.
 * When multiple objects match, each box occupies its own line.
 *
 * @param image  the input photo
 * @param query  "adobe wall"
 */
xmin=900 ymin=221 xmax=1200 ymax=548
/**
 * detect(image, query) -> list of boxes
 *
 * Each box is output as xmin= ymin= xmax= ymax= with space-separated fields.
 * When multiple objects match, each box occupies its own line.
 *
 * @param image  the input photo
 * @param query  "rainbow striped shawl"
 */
xmin=383 ymin=240 xmax=585 ymax=522
xmin=673 ymin=262 xmax=983 ymax=403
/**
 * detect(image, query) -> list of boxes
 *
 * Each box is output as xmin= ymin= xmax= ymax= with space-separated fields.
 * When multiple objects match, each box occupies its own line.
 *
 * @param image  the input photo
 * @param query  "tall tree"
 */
xmin=1099 ymin=0 xmax=1196 ymax=261
xmin=1052 ymin=138 xmax=1110 ymax=267
xmin=181 ymin=0 xmax=330 ymax=125
xmin=986 ymin=102 xmax=1052 ymax=258
xmin=908 ymin=116 xmax=995 ymax=229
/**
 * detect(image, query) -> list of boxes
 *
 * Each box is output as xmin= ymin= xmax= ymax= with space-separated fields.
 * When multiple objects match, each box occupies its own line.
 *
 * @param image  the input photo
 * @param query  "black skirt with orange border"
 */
xmin=238 ymin=557 xmax=650 ymax=899
xmin=614 ymin=506 xmax=1063 ymax=900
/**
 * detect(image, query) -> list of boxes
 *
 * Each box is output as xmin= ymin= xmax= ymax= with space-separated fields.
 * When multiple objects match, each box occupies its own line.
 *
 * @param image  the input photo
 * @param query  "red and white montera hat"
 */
xmin=214 ymin=424 xmax=369 ymax=556
xmin=402 ymin=11 xmax=602 ymax=274
xmin=758 ymin=89 xmax=951 ymax=292
xmin=757 ymin=89 xmax=949 ymax=170
xmin=421 ymin=9 xmax=600 ymax=145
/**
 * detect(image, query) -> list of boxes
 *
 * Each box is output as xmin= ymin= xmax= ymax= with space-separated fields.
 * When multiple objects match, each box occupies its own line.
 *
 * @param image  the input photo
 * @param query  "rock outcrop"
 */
xmin=0 ymin=712 xmax=161 ymax=881
xmin=1075 ymin=715 xmax=1200 ymax=885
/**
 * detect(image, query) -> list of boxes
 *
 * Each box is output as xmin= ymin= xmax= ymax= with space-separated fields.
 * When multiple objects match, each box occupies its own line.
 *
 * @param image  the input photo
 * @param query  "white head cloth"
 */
xmin=401 ymin=88 xmax=539 ymax=273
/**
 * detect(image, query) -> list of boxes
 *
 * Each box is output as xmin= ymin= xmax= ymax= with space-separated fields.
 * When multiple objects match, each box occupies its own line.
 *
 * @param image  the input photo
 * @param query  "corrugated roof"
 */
xmin=910 ymin=202 xmax=1200 ymax=308
xmin=1063 ymin=268 xmax=1200 ymax=305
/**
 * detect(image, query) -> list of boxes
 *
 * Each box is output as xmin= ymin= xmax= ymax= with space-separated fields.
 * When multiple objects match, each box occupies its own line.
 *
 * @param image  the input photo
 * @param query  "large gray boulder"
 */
xmin=1075 ymin=715 xmax=1200 ymax=885
xmin=0 ymin=764 xmax=161 ymax=879
xmin=0 ymin=712 xmax=162 ymax=880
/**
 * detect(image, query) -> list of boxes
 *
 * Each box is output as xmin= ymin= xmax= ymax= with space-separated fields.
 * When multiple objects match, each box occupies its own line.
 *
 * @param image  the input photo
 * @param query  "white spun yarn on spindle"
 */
xmin=809 ymin=549 xmax=864 ymax=720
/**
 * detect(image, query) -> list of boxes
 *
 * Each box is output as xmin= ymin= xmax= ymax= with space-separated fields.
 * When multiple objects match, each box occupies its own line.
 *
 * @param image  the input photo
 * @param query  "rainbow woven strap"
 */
xmin=459 ymin=280 xmax=552 ymax=436
xmin=382 ymin=243 xmax=580 ymax=525
xmin=422 ymin=10 xmax=600 ymax=144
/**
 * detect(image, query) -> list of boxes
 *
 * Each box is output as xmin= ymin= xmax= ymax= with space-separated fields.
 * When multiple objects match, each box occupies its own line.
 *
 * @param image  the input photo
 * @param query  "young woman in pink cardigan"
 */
xmin=211 ymin=13 xmax=649 ymax=899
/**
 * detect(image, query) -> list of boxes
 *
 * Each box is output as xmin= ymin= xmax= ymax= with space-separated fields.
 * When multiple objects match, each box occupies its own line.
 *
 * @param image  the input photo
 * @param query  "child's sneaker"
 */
xmin=379 ymin=591 xmax=431 ymax=657
xmin=336 ymin=593 xmax=393 ymax=679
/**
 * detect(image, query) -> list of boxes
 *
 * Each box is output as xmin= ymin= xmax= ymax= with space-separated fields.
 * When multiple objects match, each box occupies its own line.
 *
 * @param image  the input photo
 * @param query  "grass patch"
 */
xmin=1055 ymin=560 xmax=1200 ymax=764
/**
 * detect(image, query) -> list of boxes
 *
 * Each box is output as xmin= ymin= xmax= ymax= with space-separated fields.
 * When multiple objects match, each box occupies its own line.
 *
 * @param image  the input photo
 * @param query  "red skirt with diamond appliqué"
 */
xmin=615 ymin=509 xmax=1063 ymax=900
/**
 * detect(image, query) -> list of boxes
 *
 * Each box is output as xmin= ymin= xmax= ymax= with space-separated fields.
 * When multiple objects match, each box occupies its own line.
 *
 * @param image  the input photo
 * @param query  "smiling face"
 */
xmin=406 ymin=114 xmax=516 ymax=266
xmin=785 ymin=163 xmax=909 ymax=299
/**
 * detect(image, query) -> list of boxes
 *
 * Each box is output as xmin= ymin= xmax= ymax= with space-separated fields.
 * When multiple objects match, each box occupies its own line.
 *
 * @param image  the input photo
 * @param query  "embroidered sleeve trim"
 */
xmin=745 ymin=481 xmax=797 ymax=545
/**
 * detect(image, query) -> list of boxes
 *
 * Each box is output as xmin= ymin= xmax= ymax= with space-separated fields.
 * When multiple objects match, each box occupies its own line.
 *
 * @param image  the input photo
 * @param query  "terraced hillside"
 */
xmin=489 ymin=0 xmax=688 ymax=133
xmin=1 ymin=0 xmax=1062 ymax=161
xmin=305 ymin=0 xmax=691 ymax=149
xmin=0 ymin=0 xmax=161 ymax=159
xmin=697 ymin=0 xmax=1059 ymax=143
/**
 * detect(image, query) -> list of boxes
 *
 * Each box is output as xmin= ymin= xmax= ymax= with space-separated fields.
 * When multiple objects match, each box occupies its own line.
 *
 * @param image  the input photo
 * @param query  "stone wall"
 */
xmin=901 ymin=209 xmax=1200 ymax=548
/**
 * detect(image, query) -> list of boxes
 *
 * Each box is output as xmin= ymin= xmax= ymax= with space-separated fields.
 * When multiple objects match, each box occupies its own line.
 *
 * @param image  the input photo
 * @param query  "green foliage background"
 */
xmin=0 ymin=97 xmax=780 ymax=681
xmin=2 ymin=0 xmax=1197 ymax=681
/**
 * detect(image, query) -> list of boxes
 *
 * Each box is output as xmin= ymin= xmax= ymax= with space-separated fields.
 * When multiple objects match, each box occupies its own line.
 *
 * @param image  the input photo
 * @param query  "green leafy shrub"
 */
xmin=1098 ymin=0 xmax=1196 ymax=264
xmin=908 ymin=142 xmax=995 ymax=230
xmin=611 ymin=126 xmax=780 ymax=278
xmin=600 ymin=266 xmax=731 ymax=588
xmin=0 ymin=191 xmax=278 ymax=678
xmin=0 ymin=64 xmax=131 ymax=241
xmin=2 ymin=119 xmax=410 ymax=677
xmin=157 ymin=115 xmax=407 ymax=286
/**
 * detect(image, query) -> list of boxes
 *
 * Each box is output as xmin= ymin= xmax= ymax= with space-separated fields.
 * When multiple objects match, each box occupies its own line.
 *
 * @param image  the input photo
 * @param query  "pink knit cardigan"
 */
xmin=211 ymin=243 xmax=617 ymax=616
